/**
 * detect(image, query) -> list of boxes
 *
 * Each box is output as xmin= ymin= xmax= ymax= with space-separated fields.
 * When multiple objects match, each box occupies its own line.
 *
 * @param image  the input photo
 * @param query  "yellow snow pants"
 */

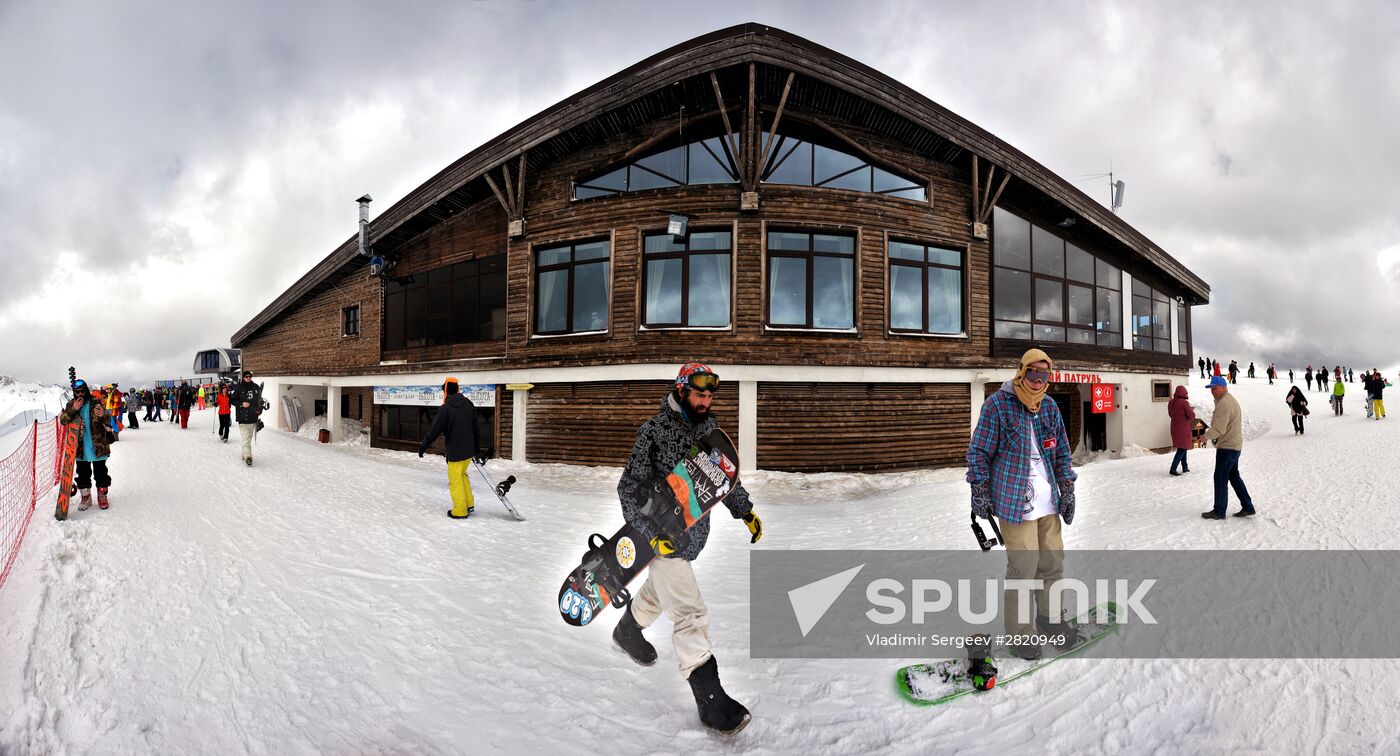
xmin=446 ymin=459 xmax=477 ymax=517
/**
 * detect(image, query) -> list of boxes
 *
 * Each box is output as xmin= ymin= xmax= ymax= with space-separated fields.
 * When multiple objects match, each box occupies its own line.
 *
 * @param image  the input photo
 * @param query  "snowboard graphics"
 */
xmin=896 ymin=602 xmax=1122 ymax=706
xmin=558 ymin=427 xmax=739 ymax=627
xmin=472 ymin=460 xmax=524 ymax=521
xmin=55 ymin=366 xmax=80 ymax=521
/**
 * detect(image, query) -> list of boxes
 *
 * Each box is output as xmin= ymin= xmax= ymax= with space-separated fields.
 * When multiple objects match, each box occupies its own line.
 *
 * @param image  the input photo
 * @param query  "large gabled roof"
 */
xmin=233 ymin=22 xmax=1208 ymax=347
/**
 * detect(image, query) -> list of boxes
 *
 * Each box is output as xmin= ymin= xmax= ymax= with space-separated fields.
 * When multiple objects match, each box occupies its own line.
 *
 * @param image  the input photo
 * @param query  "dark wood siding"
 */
xmin=757 ymin=382 xmax=970 ymax=472
xmin=526 ymin=381 xmax=739 ymax=466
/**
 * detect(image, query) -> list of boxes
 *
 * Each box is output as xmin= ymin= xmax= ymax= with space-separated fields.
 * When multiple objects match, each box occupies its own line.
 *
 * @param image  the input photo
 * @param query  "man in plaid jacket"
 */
xmin=966 ymin=348 xmax=1078 ymax=667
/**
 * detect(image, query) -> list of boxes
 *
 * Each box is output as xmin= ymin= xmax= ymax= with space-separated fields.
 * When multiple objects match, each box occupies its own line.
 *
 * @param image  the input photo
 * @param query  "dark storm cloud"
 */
xmin=2 ymin=0 xmax=1399 ymax=386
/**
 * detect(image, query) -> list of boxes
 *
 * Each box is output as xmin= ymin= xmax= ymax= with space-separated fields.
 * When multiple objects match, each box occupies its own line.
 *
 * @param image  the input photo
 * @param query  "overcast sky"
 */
xmin=3 ymin=0 xmax=1398 ymax=388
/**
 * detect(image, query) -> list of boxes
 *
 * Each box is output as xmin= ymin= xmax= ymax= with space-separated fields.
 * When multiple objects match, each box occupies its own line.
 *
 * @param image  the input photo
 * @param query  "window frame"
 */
xmin=639 ymin=228 xmax=735 ymax=331
xmin=571 ymin=120 xmax=927 ymax=204
xmin=762 ymin=226 xmax=860 ymax=333
xmin=885 ymin=234 xmax=968 ymax=338
xmin=380 ymin=254 xmax=508 ymax=351
xmin=1131 ymin=279 xmax=1174 ymax=353
xmin=992 ymin=206 xmax=1125 ymax=347
xmin=531 ymin=236 xmax=613 ymax=338
xmin=342 ymin=303 xmax=360 ymax=338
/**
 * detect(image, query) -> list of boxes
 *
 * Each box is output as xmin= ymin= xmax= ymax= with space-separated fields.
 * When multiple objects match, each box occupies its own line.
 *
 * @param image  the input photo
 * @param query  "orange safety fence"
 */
xmin=0 ymin=418 xmax=62 ymax=590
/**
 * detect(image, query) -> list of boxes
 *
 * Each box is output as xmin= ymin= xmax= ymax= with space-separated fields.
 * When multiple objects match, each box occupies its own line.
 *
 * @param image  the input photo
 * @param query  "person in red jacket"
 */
xmin=216 ymin=384 xmax=232 ymax=442
xmin=1168 ymin=385 xmax=1195 ymax=476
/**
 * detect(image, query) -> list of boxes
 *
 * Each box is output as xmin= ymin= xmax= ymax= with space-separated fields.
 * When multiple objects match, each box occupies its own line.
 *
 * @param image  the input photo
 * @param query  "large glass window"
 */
xmin=888 ymin=240 xmax=963 ymax=335
xmin=994 ymin=207 xmax=1124 ymax=346
xmin=643 ymin=230 xmax=732 ymax=328
xmin=382 ymin=254 xmax=507 ymax=350
xmin=574 ymin=127 xmax=926 ymax=202
xmin=534 ymin=240 xmax=610 ymax=335
xmin=1132 ymin=279 xmax=1172 ymax=352
xmin=1177 ymin=300 xmax=1188 ymax=356
xmin=767 ymin=230 xmax=855 ymax=330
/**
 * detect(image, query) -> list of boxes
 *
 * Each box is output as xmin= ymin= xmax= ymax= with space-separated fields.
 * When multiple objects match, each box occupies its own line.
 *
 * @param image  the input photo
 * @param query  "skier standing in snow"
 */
xmin=216 ymin=384 xmax=233 ymax=442
xmin=1248 ymin=362 xmax=1255 ymax=379
xmin=1198 ymin=356 xmax=1206 ymax=378
xmin=416 ymin=377 xmax=486 ymax=519
xmin=1168 ymin=385 xmax=1194 ymax=476
xmin=611 ymin=362 xmax=761 ymax=734
xmin=1201 ymin=375 xmax=1255 ymax=519
xmin=60 ymin=378 xmax=117 ymax=511
xmin=966 ymin=348 xmax=1078 ymax=672
xmin=1305 ymin=366 xmax=1314 ymax=391
xmin=1331 ymin=378 xmax=1345 ymax=416
xmin=1285 ymin=385 xmax=1309 ymax=435
xmin=151 ymin=387 xmax=164 ymax=422
xmin=1288 ymin=369 xmax=1294 ymax=384
xmin=1267 ymin=363 xmax=1276 ymax=385
xmin=177 ymin=381 xmax=195 ymax=428
xmin=1228 ymin=360 xmax=1239 ymax=384
xmin=1318 ymin=366 xmax=1329 ymax=394
xmin=1369 ymin=369 xmax=1386 ymax=420
xmin=232 ymin=371 xmax=264 ymax=465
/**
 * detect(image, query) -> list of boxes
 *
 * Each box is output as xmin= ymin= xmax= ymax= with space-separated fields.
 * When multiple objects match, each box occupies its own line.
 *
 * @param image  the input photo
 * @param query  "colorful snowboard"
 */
xmin=896 ymin=602 xmax=1122 ymax=706
xmin=557 ymin=427 xmax=739 ymax=627
xmin=55 ymin=367 xmax=80 ymax=521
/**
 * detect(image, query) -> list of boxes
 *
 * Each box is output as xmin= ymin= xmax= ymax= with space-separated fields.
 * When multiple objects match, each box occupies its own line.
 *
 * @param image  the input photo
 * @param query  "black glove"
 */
xmin=970 ymin=481 xmax=993 ymax=520
xmin=1059 ymin=481 xmax=1076 ymax=525
xmin=474 ymin=454 xmax=488 ymax=466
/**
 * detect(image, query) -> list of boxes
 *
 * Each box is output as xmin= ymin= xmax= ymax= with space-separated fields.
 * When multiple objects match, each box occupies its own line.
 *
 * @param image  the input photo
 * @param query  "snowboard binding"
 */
xmin=971 ymin=513 xmax=1004 ymax=552
xmin=495 ymin=475 xmax=516 ymax=497
xmin=967 ymin=657 xmax=998 ymax=690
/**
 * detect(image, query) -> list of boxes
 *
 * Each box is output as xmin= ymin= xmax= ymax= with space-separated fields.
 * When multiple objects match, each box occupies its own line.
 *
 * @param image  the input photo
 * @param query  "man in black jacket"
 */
xmin=232 ymin=371 xmax=264 ymax=465
xmin=610 ymin=362 xmax=762 ymax=734
xmin=418 ymin=377 xmax=485 ymax=519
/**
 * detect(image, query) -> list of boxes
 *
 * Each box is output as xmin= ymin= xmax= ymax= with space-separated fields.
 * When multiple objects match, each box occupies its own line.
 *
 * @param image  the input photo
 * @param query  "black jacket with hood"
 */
xmin=419 ymin=393 xmax=481 ymax=462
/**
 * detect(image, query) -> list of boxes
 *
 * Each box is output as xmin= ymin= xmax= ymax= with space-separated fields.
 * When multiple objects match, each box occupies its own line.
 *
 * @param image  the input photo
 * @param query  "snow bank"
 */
xmin=290 ymin=414 xmax=370 ymax=447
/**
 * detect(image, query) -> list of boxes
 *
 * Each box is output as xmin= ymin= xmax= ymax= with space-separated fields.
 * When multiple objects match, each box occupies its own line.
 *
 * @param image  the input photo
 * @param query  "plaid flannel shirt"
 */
xmin=966 ymin=384 xmax=1077 ymax=524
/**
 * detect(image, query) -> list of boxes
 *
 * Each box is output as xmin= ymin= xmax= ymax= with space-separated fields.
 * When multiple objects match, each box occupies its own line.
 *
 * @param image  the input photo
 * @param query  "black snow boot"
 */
xmin=1038 ymin=615 xmax=1081 ymax=651
xmin=611 ymin=606 xmax=656 ymax=666
xmin=687 ymin=656 xmax=750 ymax=734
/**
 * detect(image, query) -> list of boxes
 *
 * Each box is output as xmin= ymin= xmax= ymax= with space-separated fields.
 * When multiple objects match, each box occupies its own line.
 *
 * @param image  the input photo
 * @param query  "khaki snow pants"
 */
xmin=239 ymin=422 xmax=256 ymax=462
xmin=630 ymin=556 xmax=712 ymax=679
xmin=998 ymin=515 xmax=1065 ymax=636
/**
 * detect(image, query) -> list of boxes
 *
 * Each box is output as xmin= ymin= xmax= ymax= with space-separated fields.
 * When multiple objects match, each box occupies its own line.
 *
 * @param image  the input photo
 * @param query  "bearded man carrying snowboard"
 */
xmin=611 ymin=362 xmax=764 ymax=734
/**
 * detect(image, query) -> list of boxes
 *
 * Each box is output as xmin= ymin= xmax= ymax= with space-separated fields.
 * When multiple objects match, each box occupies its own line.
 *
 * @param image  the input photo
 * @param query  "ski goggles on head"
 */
xmin=684 ymin=372 xmax=720 ymax=392
xmin=73 ymin=379 xmax=89 ymax=391
xmin=1023 ymin=369 xmax=1052 ymax=383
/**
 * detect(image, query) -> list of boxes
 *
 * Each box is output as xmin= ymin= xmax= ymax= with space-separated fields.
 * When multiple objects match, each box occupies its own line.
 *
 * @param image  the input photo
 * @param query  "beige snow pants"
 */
xmin=239 ymin=422 xmax=256 ymax=462
xmin=630 ymin=556 xmax=712 ymax=679
xmin=999 ymin=515 xmax=1065 ymax=636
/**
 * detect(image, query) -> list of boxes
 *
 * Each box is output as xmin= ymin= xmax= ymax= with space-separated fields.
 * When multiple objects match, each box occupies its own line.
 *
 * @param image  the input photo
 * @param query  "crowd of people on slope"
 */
xmin=1164 ymin=360 xmax=1395 ymax=530
xmin=55 ymin=372 xmax=266 ymax=514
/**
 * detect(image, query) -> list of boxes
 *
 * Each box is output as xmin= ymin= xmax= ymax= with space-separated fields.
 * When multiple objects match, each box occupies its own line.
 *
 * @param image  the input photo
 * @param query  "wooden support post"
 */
xmin=516 ymin=153 xmax=527 ymax=218
xmin=755 ymin=72 xmax=795 ymax=183
xmin=746 ymin=63 xmax=757 ymax=190
xmin=501 ymin=164 xmax=517 ymax=217
xmin=711 ymin=73 xmax=743 ymax=183
xmin=483 ymin=173 xmax=512 ymax=216
xmin=972 ymin=154 xmax=981 ymax=220
xmin=985 ymin=174 xmax=1010 ymax=222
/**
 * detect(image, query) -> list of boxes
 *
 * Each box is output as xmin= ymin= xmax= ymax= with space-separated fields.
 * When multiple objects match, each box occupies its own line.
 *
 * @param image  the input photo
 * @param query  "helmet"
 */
xmin=676 ymin=362 xmax=719 ymax=392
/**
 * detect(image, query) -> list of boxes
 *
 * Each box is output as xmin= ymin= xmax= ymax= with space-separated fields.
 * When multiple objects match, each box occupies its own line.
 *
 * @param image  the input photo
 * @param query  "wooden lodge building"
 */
xmin=231 ymin=23 xmax=1209 ymax=473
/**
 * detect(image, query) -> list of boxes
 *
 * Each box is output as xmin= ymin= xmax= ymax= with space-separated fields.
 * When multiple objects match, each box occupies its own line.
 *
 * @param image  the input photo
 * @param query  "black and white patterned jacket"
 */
xmin=617 ymin=393 xmax=753 ymax=561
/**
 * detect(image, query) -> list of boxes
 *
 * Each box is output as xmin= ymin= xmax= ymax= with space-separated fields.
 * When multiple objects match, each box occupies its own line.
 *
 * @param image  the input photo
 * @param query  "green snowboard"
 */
xmin=896 ymin=602 xmax=1122 ymax=706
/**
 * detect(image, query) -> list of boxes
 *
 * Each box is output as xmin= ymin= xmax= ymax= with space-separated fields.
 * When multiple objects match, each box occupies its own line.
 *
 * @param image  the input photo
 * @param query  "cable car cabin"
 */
xmin=194 ymin=348 xmax=242 ymax=382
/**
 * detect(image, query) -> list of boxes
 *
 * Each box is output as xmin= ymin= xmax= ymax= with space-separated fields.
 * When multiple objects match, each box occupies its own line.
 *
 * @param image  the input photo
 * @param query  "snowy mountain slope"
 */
xmin=2 ymin=376 xmax=1399 ymax=753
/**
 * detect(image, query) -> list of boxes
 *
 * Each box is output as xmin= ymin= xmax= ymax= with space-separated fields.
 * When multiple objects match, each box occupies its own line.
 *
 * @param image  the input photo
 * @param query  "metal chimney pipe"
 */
xmin=357 ymin=194 xmax=373 ymax=257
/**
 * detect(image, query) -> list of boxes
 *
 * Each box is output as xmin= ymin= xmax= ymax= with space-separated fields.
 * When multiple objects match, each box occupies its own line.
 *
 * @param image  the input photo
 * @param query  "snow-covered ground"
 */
xmin=2 ymin=376 xmax=1399 ymax=754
